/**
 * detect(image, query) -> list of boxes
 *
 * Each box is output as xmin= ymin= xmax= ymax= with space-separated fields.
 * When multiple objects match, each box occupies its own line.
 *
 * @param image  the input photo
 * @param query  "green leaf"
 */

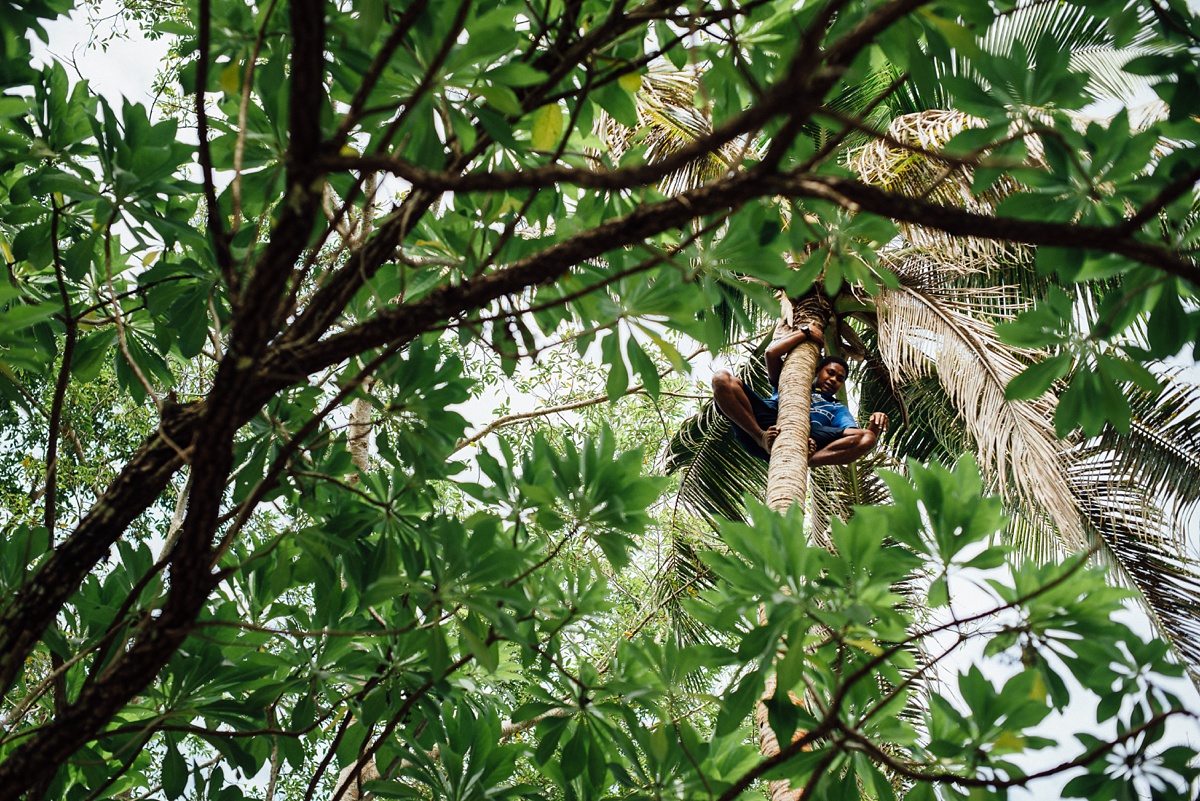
xmin=625 ymin=338 xmax=660 ymax=398
xmin=487 ymin=62 xmax=548 ymax=87
xmin=162 ymin=738 xmax=187 ymax=799
xmin=593 ymin=81 xmax=639 ymax=128
xmin=70 ymin=330 xmax=116 ymax=381
xmin=531 ymin=103 xmax=564 ymax=151
xmin=1005 ymin=354 xmax=1071 ymax=400
xmin=459 ymin=617 xmax=498 ymax=672
xmin=716 ymin=671 xmax=763 ymax=737
xmin=602 ymin=333 xmax=629 ymax=401
xmin=478 ymin=84 xmax=524 ymax=117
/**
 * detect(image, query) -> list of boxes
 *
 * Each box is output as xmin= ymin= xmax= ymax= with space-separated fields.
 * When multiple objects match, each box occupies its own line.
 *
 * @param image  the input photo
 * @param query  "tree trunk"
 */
xmin=348 ymin=376 xmax=376 ymax=477
xmin=767 ymin=294 xmax=831 ymax=511
xmin=332 ymin=376 xmax=379 ymax=801
xmin=757 ymin=295 xmax=831 ymax=801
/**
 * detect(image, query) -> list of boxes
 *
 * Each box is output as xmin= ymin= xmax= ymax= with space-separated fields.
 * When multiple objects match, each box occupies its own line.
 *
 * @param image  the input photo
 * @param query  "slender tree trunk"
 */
xmin=767 ymin=294 xmax=831 ymax=511
xmin=757 ymin=295 xmax=831 ymax=801
xmin=331 ymin=376 xmax=379 ymax=801
xmin=348 ymin=376 xmax=375 ymax=479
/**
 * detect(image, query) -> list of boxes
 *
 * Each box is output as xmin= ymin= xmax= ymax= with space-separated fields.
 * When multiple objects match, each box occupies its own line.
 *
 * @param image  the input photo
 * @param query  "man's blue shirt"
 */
xmin=762 ymin=389 xmax=856 ymax=430
xmin=810 ymin=390 xmax=857 ymax=430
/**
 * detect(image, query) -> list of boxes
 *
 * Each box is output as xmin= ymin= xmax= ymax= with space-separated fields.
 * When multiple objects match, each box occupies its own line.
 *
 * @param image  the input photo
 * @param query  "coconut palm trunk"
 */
xmin=765 ymin=321 xmax=824 ymax=511
xmin=755 ymin=296 xmax=832 ymax=801
xmin=766 ymin=294 xmax=833 ymax=513
xmin=329 ymin=377 xmax=381 ymax=801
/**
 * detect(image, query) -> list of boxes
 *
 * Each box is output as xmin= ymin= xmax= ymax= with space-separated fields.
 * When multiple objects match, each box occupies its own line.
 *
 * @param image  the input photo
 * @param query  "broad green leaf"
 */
xmin=531 ymin=103 xmax=564 ymax=151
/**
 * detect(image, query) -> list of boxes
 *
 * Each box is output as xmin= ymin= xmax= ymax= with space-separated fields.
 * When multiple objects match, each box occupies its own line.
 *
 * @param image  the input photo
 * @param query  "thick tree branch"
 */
xmin=228 ymin=0 xmax=326 ymax=353
xmin=0 ymin=401 xmax=201 ymax=696
xmin=769 ymin=173 xmax=1200 ymax=284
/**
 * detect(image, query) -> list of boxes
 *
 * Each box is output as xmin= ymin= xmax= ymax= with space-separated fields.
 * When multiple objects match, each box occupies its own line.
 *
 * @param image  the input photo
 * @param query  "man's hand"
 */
xmin=867 ymin=412 xmax=888 ymax=434
xmin=807 ymin=324 xmax=825 ymax=350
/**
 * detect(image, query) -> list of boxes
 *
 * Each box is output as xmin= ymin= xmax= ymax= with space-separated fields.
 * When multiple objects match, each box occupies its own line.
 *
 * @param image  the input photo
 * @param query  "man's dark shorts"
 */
xmin=724 ymin=388 xmax=846 ymax=461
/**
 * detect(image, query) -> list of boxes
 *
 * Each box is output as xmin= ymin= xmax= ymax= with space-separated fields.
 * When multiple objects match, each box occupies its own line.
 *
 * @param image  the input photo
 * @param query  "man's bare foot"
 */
xmin=759 ymin=425 xmax=779 ymax=454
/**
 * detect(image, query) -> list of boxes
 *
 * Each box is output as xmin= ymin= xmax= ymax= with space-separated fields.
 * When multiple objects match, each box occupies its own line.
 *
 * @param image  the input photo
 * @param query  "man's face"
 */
xmin=815 ymin=363 xmax=847 ymax=394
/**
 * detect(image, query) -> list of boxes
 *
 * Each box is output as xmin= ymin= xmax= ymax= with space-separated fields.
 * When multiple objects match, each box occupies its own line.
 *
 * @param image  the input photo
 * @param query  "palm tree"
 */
xmin=669 ymin=129 xmax=1200 ymax=801
xmin=666 ymin=104 xmax=1200 ymax=671
xmin=601 ymin=5 xmax=1200 ymax=797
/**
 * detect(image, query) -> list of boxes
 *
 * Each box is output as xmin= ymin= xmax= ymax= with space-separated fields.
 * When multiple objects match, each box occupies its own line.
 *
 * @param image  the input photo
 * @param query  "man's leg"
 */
xmin=808 ymin=427 xmax=878 ymax=467
xmin=712 ymin=371 xmax=777 ymax=455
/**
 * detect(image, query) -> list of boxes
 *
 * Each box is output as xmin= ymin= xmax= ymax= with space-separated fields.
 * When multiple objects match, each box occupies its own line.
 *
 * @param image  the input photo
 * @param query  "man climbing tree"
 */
xmin=712 ymin=325 xmax=888 ymax=466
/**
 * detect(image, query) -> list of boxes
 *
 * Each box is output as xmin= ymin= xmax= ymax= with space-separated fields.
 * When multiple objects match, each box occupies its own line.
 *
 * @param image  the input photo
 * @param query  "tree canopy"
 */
xmin=1 ymin=0 xmax=1199 ymax=799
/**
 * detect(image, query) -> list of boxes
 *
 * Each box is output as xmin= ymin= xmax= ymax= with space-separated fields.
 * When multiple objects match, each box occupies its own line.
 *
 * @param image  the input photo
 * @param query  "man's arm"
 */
xmin=765 ymin=325 xmax=824 ymax=386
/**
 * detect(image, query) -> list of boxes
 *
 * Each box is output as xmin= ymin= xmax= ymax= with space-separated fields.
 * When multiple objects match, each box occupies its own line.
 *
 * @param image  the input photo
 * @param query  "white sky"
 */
xmin=33 ymin=7 xmax=171 ymax=108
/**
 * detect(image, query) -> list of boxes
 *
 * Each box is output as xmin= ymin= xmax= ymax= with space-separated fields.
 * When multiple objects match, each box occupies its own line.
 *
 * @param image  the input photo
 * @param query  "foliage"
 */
xmin=0 ymin=0 xmax=1198 ymax=799
xmin=658 ymin=3 xmax=1200 ymax=687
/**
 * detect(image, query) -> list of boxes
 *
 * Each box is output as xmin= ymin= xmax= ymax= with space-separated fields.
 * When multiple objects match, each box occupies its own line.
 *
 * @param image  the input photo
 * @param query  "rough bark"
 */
xmin=758 ymin=295 xmax=832 ymax=801
xmin=331 ymin=759 xmax=381 ymax=801
xmin=766 ymin=296 xmax=831 ymax=512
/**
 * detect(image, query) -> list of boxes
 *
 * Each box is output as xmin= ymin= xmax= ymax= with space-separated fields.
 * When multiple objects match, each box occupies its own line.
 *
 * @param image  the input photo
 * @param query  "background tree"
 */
xmin=0 ymin=1 xmax=1198 ymax=800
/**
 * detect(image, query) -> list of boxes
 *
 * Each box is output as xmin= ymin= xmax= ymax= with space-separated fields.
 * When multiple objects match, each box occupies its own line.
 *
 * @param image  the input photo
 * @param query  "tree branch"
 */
xmin=768 ymin=173 xmax=1200 ymax=284
xmin=195 ymin=0 xmax=234 ymax=290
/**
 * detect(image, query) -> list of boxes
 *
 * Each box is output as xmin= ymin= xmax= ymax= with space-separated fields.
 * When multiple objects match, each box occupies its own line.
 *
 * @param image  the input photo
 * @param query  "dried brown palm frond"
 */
xmin=1128 ymin=99 xmax=1169 ymax=131
xmin=595 ymin=67 xmax=759 ymax=196
xmin=872 ymin=283 xmax=1084 ymax=552
xmin=882 ymin=248 xmax=986 ymax=283
xmin=849 ymin=110 xmax=1036 ymax=267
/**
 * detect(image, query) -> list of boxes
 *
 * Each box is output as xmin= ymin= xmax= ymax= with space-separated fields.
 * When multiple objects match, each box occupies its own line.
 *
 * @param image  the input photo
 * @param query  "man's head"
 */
xmin=813 ymin=356 xmax=849 ymax=394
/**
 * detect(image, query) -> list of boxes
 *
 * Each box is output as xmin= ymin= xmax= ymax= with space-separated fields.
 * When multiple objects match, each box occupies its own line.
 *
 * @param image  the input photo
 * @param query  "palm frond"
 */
xmin=1066 ymin=368 xmax=1200 ymax=537
xmin=808 ymin=66 xmax=910 ymax=152
xmin=850 ymin=111 xmax=1037 ymax=268
xmin=596 ymin=67 xmax=757 ymax=196
xmin=707 ymin=274 xmax=777 ymax=345
xmin=655 ymin=514 xmax=722 ymax=647
xmin=1070 ymin=478 xmax=1200 ymax=686
xmin=656 ymin=353 xmax=772 ymax=647
xmin=882 ymin=248 xmax=987 ymax=283
xmin=1070 ymin=47 xmax=1159 ymax=101
xmin=996 ymin=383 xmax=1200 ymax=686
xmin=873 ymin=282 xmax=1084 ymax=552
xmin=662 ymin=356 xmax=769 ymax=526
xmin=909 ymin=0 xmax=1161 ymax=104
xmin=844 ymin=312 xmax=975 ymax=466
xmin=882 ymin=374 xmax=974 ymax=466
xmin=998 ymin=501 xmax=1062 ymax=562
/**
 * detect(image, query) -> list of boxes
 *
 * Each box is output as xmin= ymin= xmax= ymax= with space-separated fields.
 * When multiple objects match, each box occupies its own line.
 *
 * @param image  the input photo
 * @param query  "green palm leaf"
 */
xmin=1068 ymin=369 xmax=1200 ymax=528
xmin=900 ymin=0 xmax=1160 ymax=110
xmin=1071 ymin=479 xmax=1200 ymax=682
xmin=663 ymin=354 xmax=770 ymax=526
